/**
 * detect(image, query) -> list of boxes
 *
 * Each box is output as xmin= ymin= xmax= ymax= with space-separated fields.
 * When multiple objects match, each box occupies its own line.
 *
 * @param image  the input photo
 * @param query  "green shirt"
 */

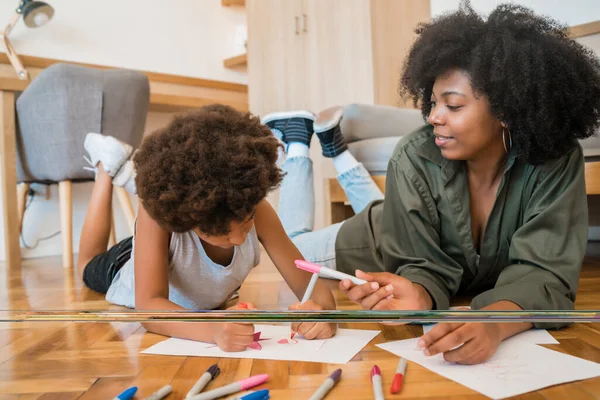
xmin=335 ymin=125 xmax=587 ymax=328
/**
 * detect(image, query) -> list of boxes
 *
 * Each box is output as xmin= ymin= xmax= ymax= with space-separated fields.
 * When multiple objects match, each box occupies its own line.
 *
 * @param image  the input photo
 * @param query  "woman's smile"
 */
xmin=434 ymin=132 xmax=455 ymax=148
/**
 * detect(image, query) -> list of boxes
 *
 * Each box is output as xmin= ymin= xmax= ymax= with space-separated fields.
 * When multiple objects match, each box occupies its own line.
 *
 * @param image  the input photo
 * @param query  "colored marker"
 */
xmin=232 ymin=389 xmax=270 ymax=400
xmin=145 ymin=384 xmax=172 ymax=400
xmin=295 ymin=260 xmax=367 ymax=286
xmin=308 ymin=369 xmax=342 ymax=400
xmin=371 ymin=365 xmax=384 ymax=400
xmin=291 ymin=272 xmax=320 ymax=339
xmin=187 ymin=374 xmax=269 ymax=400
xmin=186 ymin=363 xmax=221 ymax=398
xmin=390 ymin=357 xmax=407 ymax=394
xmin=113 ymin=386 xmax=137 ymax=400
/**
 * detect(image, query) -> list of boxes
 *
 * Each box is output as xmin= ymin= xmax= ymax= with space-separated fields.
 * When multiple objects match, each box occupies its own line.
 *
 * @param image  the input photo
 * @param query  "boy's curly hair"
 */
xmin=400 ymin=1 xmax=600 ymax=164
xmin=133 ymin=104 xmax=283 ymax=235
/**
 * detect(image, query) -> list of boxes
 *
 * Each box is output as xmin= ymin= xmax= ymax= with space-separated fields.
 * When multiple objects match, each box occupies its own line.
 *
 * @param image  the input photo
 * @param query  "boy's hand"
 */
xmin=339 ymin=270 xmax=430 ymax=311
xmin=418 ymin=322 xmax=502 ymax=365
xmin=289 ymin=300 xmax=337 ymax=340
xmin=211 ymin=322 xmax=255 ymax=352
xmin=211 ymin=302 xmax=258 ymax=352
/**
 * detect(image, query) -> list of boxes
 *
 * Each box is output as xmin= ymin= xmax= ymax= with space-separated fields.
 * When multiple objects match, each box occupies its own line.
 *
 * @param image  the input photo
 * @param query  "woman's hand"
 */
xmin=211 ymin=302 xmax=257 ymax=352
xmin=418 ymin=322 xmax=503 ymax=365
xmin=289 ymin=300 xmax=337 ymax=339
xmin=339 ymin=270 xmax=431 ymax=311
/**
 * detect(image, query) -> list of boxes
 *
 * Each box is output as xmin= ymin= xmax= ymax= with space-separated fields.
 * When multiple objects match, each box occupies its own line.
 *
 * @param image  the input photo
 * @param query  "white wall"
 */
xmin=0 ymin=0 xmax=248 ymax=84
xmin=430 ymin=0 xmax=600 ymax=26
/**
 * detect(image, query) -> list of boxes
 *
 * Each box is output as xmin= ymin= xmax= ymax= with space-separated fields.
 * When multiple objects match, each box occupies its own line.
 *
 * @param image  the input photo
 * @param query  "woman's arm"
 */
xmin=378 ymin=157 xmax=464 ymax=310
xmin=134 ymin=205 xmax=254 ymax=350
xmin=254 ymin=200 xmax=336 ymax=310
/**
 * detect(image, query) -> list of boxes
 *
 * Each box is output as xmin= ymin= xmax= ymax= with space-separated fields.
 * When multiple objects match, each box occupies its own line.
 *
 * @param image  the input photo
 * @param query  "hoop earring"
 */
xmin=502 ymin=128 xmax=512 ymax=154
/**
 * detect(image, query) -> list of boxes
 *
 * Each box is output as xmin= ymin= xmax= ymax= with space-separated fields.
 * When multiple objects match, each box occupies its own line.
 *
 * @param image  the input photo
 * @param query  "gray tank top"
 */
xmin=106 ymin=225 xmax=261 ymax=310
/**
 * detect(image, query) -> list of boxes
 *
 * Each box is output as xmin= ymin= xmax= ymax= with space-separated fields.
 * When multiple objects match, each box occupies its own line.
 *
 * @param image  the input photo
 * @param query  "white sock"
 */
xmin=333 ymin=150 xmax=359 ymax=175
xmin=287 ymin=142 xmax=310 ymax=159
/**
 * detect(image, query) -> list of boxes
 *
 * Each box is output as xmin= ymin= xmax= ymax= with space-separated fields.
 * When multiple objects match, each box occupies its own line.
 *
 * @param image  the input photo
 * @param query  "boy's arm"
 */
xmin=133 ymin=205 xmax=224 ymax=343
xmin=254 ymin=200 xmax=336 ymax=310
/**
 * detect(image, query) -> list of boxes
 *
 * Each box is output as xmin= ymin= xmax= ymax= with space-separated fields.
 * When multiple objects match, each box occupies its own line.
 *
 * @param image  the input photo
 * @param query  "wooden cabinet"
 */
xmin=246 ymin=0 xmax=430 ymax=228
xmin=246 ymin=0 xmax=430 ymax=116
xmin=246 ymin=0 xmax=308 ymax=113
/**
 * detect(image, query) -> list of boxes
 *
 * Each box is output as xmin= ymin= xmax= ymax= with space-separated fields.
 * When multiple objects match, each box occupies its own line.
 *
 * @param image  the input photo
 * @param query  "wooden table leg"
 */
xmin=0 ymin=90 xmax=21 ymax=269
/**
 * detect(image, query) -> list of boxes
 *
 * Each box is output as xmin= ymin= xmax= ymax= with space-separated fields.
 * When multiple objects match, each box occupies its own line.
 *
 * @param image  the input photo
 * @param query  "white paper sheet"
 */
xmin=421 ymin=325 xmax=559 ymax=344
xmin=377 ymin=338 xmax=600 ymax=399
xmin=141 ymin=324 xmax=380 ymax=364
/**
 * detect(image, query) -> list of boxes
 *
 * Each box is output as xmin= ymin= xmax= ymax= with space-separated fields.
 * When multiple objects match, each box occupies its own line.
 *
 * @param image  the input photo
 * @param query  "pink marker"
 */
xmin=295 ymin=259 xmax=367 ymax=286
xmin=187 ymin=374 xmax=269 ymax=400
xmin=371 ymin=365 xmax=384 ymax=400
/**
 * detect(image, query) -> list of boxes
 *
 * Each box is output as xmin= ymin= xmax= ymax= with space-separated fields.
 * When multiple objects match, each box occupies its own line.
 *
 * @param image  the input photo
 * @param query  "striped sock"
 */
xmin=265 ymin=117 xmax=314 ymax=147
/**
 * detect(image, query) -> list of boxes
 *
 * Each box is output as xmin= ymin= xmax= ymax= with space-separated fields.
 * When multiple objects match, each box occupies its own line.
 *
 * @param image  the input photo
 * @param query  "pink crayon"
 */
xmin=295 ymin=260 xmax=367 ymax=286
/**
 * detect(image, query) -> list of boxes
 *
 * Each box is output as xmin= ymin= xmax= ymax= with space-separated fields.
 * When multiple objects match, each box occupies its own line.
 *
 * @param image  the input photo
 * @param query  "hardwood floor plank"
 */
xmin=169 ymin=357 xmax=220 ymax=398
xmin=128 ymin=363 xmax=182 ymax=399
xmin=0 ymin=378 xmax=95 ymax=394
xmin=36 ymin=392 xmax=84 ymax=400
xmin=77 ymin=377 xmax=135 ymax=400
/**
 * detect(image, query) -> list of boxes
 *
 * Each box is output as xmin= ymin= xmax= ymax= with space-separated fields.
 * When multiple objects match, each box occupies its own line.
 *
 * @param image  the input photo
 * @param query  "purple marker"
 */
xmin=308 ymin=369 xmax=342 ymax=400
xmin=186 ymin=363 xmax=220 ymax=398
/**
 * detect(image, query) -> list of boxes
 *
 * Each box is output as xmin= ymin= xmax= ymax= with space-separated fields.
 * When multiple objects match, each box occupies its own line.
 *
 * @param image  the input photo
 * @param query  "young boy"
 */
xmin=77 ymin=104 xmax=336 ymax=352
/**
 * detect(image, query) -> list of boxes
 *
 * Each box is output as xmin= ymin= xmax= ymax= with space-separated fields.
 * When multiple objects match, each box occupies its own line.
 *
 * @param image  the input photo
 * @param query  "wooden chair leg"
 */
xmin=58 ymin=180 xmax=73 ymax=269
xmin=17 ymin=183 xmax=30 ymax=234
xmin=115 ymin=187 xmax=135 ymax=234
xmin=1 ymin=90 xmax=21 ymax=270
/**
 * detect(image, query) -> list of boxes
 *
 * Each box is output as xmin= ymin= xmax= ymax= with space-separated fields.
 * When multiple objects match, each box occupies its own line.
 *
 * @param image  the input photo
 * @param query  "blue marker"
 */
xmin=235 ymin=389 xmax=270 ymax=400
xmin=113 ymin=386 xmax=137 ymax=400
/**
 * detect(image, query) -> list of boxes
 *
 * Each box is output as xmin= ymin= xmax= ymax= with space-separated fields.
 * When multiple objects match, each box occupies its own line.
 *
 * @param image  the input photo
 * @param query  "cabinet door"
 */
xmin=247 ymin=0 xmax=308 ymax=116
xmin=302 ymin=0 xmax=375 ymax=111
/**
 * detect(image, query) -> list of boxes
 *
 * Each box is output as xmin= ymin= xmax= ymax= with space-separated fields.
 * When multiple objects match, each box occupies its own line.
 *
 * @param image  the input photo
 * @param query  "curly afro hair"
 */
xmin=134 ymin=104 xmax=283 ymax=235
xmin=400 ymin=1 xmax=600 ymax=164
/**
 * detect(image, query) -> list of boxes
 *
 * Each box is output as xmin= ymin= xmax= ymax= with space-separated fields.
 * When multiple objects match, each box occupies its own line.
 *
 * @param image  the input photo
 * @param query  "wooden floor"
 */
xmin=2 ymin=245 xmax=600 ymax=400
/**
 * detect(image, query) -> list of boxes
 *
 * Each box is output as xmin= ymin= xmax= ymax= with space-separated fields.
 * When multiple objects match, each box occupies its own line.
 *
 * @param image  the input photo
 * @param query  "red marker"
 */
xmin=391 ymin=357 xmax=407 ymax=394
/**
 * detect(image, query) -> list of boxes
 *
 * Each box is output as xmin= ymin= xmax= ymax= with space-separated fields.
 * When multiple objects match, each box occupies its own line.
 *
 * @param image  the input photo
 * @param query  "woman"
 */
xmin=328 ymin=3 xmax=600 ymax=364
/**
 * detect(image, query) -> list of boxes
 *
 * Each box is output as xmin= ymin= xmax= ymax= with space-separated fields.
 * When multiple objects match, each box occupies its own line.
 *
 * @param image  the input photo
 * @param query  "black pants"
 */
xmin=82 ymin=236 xmax=133 ymax=293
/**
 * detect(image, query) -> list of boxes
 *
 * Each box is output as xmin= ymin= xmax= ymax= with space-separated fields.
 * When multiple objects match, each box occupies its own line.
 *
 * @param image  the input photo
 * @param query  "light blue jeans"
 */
xmin=277 ymin=156 xmax=384 ymax=270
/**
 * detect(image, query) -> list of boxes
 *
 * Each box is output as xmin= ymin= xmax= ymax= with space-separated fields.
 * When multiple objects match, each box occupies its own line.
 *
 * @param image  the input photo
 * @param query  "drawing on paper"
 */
xmin=142 ymin=324 xmax=382 ymax=364
xmin=410 ymin=344 xmax=532 ymax=381
xmin=277 ymin=338 xmax=299 ymax=344
xmin=433 ymin=352 xmax=532 ymax=381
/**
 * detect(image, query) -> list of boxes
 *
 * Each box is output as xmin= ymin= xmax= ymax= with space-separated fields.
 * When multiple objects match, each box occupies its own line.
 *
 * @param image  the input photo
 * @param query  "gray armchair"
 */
xmin=15 ymin=63 xmax=150 ymax=268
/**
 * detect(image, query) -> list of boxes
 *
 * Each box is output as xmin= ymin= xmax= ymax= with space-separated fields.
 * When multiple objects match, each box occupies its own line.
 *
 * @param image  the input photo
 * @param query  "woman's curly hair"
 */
xmin=134 ymin=104 xmax=283 ymax=235
xmin=400 ymin=1 xmax=600 ymax=164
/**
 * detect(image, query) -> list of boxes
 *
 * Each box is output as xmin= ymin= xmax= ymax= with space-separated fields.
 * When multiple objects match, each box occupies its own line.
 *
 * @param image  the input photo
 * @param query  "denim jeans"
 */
xmin=277 ymin=156 xmax=384 ymax=270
